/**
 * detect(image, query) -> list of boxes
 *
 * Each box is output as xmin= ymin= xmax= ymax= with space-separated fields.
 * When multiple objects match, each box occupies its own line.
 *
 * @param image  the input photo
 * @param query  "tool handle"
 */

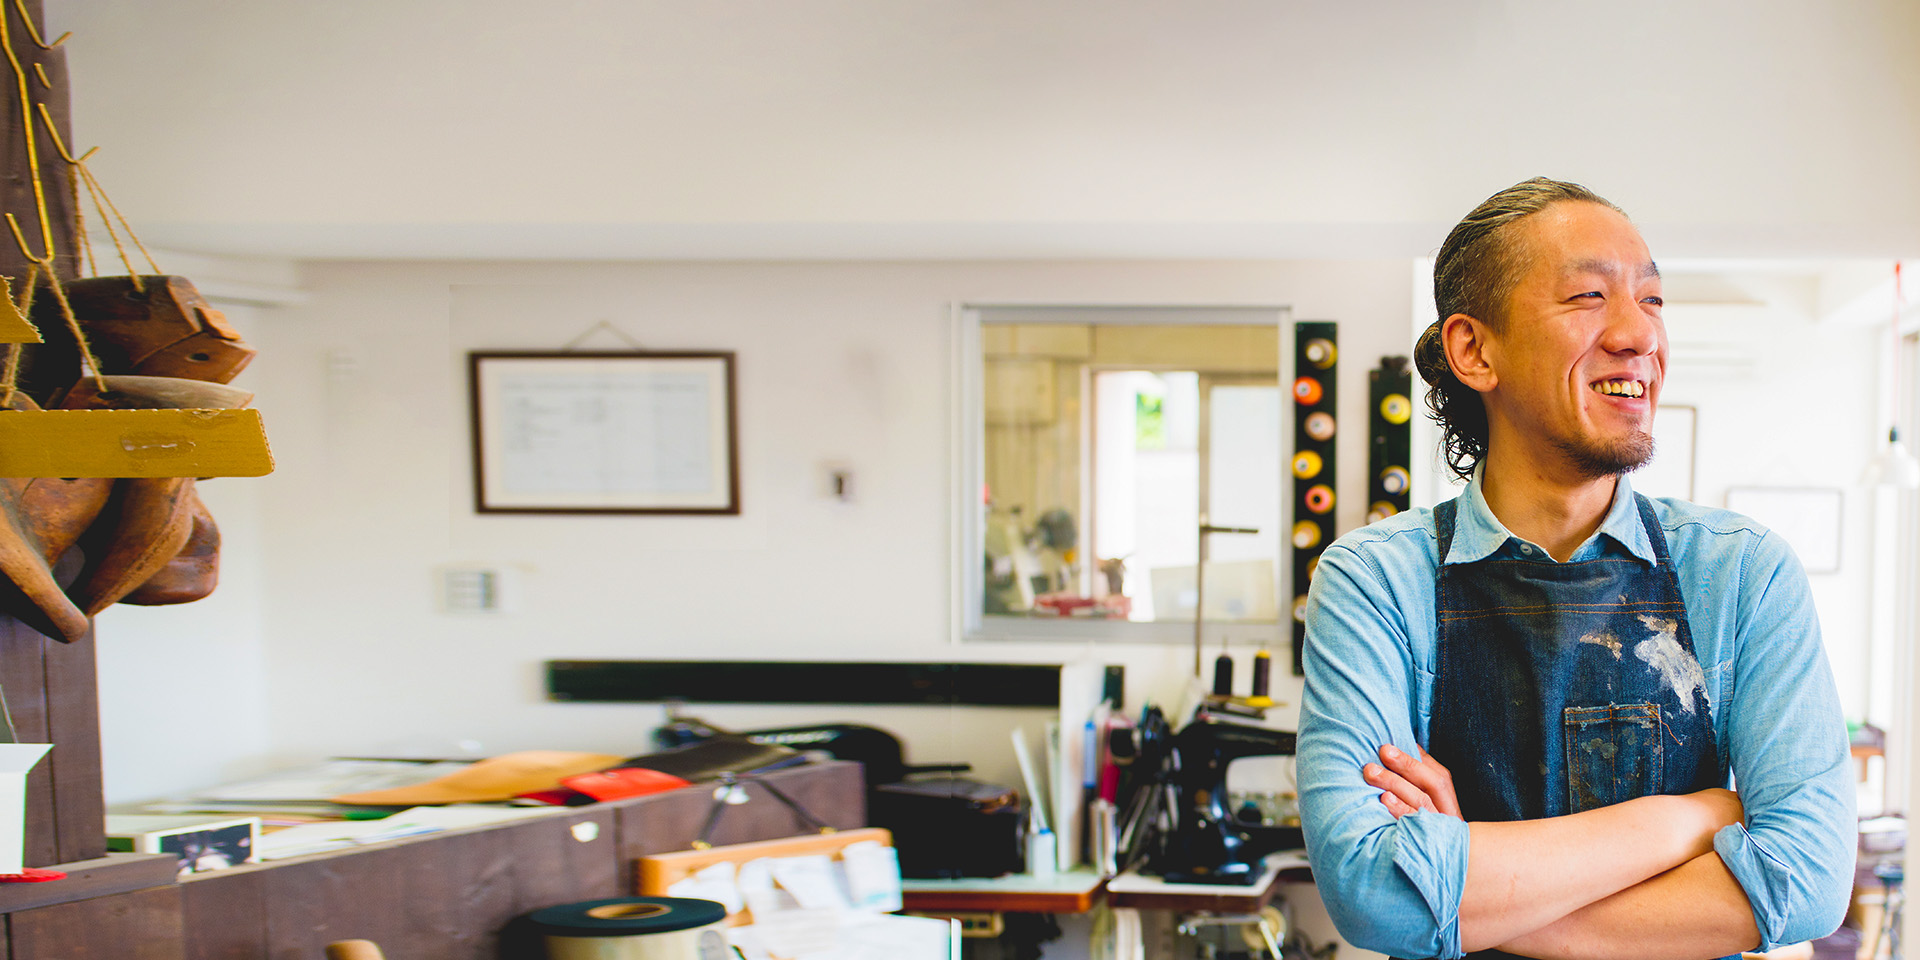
xmin=325 ymin=941 xmax=387 ymax=960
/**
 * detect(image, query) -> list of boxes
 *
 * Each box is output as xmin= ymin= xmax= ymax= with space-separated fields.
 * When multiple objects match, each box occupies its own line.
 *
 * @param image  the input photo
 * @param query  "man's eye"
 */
xmin=1571 ymin=291 xmax=1602 ymax=300
xmin=1642 ymin=296 xmax=1664 ymax=306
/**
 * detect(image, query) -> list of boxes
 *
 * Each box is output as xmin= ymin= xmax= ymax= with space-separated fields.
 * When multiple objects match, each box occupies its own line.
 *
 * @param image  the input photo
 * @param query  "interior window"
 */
xmin=977 ymin=318 xmax=1282 ymax=635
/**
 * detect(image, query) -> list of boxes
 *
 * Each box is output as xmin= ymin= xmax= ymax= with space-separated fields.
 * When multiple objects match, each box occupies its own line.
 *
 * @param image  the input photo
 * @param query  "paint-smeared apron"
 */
xmin=1417 ymin=494 xmax=1721 ymax=960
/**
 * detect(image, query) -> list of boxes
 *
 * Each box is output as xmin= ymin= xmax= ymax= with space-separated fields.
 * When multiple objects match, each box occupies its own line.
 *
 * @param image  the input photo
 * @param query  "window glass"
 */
xmin=981 ymin=321 xmax=1280 ymax=626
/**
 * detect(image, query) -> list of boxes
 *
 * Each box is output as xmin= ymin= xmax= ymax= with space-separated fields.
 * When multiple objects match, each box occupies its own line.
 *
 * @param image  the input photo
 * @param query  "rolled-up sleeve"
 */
xmin=1299 ymin=541 xmax=1470 ymax=958
xmin=1713 ymin=532 xmax=1856 ymax=950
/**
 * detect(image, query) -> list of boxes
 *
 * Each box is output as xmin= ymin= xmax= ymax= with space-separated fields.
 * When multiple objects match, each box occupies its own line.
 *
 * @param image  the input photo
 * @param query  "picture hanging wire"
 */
xmin=561 ymin=319 xmax=646 ymax=352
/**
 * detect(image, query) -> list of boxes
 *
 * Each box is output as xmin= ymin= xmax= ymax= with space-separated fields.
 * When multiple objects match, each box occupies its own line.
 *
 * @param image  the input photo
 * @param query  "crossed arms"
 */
xmin=1366 ymin=744 xmax=1757 ymax=958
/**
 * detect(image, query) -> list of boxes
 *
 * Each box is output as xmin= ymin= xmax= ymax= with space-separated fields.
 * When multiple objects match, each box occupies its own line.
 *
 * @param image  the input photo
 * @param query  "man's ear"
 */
xmin=1443 ymin=313 xmax=1497 ymax=394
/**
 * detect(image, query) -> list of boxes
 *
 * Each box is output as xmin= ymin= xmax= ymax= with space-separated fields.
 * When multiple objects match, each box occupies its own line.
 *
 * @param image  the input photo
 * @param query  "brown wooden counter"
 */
xmin=0 ymin=759 xmax=863 ymax=960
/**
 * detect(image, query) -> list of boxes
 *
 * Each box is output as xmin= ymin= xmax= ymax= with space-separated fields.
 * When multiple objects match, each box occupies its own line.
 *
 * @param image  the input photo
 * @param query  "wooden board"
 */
xmin=0 ymin=279 xmax=41 ymax=344
xmin=638 ymin=827 xmax=891 ymax=926
xmin=0 ymin=409 xmax=273 ymax=478
xmin=10 ymin=883 xmax=184 ymax=960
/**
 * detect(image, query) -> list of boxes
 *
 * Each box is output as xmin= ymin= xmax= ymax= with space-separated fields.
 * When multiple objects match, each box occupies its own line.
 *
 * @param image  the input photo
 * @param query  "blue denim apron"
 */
xmin=1423 ymin=494 xmax=1722 ymax=958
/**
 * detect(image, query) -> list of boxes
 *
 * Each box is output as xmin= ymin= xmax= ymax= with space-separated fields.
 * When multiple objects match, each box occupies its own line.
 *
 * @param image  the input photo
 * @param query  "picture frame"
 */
xmin=1724 ymin=486 xmax=1843 ymax=574
xmin=1630 ymin=404 xmax=1697 ymax=501
xmin=469 ymin=351 xmax=739 ymax=515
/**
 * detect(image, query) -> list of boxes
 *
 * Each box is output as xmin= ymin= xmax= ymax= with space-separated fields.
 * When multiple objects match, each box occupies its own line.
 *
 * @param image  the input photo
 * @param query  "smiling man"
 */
xmin=1297 ymin=178 xmax=1854 ymax=960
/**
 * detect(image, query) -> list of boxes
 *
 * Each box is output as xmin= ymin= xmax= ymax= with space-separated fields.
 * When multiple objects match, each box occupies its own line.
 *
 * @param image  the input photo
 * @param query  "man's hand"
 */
xmin=1363 ymin=743 xmax=1461 ymax=819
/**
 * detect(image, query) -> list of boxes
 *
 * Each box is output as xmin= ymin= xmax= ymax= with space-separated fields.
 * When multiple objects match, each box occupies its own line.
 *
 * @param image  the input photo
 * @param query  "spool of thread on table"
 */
xmin=1212 ymin=653 xmax=1235 ymax=696
xmin=1250 ymin=649 xmax=1272 ymax=700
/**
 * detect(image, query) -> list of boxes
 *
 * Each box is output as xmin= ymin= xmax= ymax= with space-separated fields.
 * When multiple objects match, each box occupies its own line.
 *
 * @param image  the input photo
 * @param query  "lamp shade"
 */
xmin=1863 ymin=428 xmax=1920 ymax=490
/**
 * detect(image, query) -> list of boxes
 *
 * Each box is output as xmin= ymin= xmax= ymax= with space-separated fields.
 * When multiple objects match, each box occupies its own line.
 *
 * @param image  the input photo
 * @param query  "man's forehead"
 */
xmin=1516 ymin=203 xmax=1660 ymax=281
xmin=1558 ymin=257 xmax=1661 ymax=280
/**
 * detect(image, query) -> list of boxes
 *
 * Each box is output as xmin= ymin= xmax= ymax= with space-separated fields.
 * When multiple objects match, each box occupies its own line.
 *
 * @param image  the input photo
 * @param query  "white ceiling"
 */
xmin=46 ymin=0 xmax=1920 ymax=262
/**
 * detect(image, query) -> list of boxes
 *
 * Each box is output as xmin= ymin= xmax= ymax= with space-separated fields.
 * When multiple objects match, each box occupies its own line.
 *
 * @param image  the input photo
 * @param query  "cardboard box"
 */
xmin=107 ymin=815 xmax=260 ymax=876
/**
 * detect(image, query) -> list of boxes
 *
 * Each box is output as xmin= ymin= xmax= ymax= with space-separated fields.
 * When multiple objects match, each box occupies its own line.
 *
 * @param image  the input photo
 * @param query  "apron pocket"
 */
xmin=1562 ymin=703 xmax=1662 ymax=813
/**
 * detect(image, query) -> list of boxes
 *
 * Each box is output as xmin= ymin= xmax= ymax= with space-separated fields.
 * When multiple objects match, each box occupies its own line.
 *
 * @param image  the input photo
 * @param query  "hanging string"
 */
xmin=561 ymin=319 xmax=646 ymax=351
xmin=10 ymin=0 xmax=68 ymax=50
xmin=38 ymin=105 xmax=155 ymax=284
xmin=78 ymin=161 xmax=159 ymax=276
xmin=0 ymin=13 xmax=108 ymax=395
xmin=0 ymin=3 xmax=183 ymax=404
xmin=66 ymin=161 xmax=94 ymax=278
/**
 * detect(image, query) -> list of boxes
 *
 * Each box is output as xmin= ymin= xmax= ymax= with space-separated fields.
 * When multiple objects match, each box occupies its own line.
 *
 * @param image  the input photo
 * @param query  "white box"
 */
xmin=0 ymin=745 xmax=51 ymax=875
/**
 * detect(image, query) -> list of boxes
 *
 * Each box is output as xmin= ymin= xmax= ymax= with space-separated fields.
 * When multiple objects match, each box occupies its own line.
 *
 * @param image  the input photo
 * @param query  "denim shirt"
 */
xmin=1297 ymin=472 xmax=1855 ymax=958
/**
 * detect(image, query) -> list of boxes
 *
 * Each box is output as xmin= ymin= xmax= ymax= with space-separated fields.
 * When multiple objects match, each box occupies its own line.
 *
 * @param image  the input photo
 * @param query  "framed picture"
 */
xmin=469 ymin=351 xmax=739 ymax=514
xmin=1724 ymin=486 xmax=1843 ymax=574
xmin=1630 ymin=405 xmax=1697 ymax=501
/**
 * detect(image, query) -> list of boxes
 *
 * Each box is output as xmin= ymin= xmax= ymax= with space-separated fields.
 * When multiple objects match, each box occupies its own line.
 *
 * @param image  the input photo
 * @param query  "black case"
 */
xmin=868 ymin=777 xmax=1024 ymax=879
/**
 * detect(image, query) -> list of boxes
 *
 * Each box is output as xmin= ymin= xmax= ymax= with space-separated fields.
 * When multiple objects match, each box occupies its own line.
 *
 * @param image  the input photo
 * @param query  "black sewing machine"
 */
xmin=1128 ymin=707 xmax=1303 ymax=885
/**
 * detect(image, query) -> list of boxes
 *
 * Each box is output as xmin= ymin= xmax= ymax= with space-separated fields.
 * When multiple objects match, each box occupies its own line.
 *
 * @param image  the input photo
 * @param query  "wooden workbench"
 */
xmin=0 ymin=759 xmax=864 ymax=960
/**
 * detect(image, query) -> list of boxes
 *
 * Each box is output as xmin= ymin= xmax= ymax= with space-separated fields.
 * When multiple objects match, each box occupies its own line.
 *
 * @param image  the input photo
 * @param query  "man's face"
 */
xmin=1481 ymin=201 xmax=1666 ymax=479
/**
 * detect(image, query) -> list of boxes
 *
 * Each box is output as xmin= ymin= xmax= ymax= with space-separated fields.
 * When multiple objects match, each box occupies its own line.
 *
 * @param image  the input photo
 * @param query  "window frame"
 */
xmin=952 ymin=304 xmax=1293 ymax=646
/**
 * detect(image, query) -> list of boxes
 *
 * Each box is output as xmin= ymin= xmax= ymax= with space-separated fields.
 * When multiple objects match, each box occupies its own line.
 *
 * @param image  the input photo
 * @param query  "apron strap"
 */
xmin=1633 ymin=493 xmax=1672 ymax=565
xmin=1432 ymin=498 xmax=1459 ymax=565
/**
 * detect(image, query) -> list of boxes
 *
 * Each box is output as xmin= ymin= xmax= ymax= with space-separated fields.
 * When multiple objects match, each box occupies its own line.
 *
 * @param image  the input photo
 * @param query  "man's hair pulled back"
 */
xmin=1416 ymin=177 xmax=1624 ymax=480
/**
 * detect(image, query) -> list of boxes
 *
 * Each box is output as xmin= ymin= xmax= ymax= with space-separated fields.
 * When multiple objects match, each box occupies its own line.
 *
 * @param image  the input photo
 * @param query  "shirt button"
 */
xmin=1518 ymin=544 xmax=1533 ymax=555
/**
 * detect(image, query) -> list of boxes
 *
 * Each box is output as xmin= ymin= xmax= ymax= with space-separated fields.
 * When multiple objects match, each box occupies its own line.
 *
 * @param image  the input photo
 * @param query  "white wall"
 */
xmin=48 ymin=1 xmax=1920 ymax=260
xmin=93 ymin=303 xmax=275 ymax=803
xmin=88 ymin=259 xmax=1410 ymax=803
xmin=1657 ymin=303 xmax=1884 ymax=728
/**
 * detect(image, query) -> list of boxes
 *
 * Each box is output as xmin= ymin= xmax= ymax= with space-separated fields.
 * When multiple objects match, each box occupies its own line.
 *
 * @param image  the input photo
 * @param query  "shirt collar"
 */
xmin=1442 ymin=466 xmax=1656 ymax=566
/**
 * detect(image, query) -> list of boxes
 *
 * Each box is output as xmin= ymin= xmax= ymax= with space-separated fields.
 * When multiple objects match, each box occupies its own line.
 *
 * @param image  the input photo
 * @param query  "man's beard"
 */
xmin=1553 ymin=429 xmax=1655 ymax=479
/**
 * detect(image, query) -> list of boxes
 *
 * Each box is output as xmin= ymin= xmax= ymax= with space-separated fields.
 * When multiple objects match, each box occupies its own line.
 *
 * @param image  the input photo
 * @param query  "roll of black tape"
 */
xmin=526 ymin=897 xmax=729 ymax=960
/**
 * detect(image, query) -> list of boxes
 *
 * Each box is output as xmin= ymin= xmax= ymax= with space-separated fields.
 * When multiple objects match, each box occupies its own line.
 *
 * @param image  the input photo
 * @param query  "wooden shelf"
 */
xmin=0 ymin=852 xmax=176 ymax=913
xmin=901 ymin=869 xmax=1106 ymax=914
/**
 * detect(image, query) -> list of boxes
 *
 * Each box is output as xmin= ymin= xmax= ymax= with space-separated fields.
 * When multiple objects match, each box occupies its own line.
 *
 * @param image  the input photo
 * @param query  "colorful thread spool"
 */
xmin=1291 ymin=596 xmax=1309 ymax=623
xmin=1304 ymin=338 xmax=1338 ymax=370
xmin=1304 ymin=484 xmax=1335 ymax=514
xmin=1304 ymin=411 xmax=1336 ymax=441
xmin=1292 ymin=376 xmax=1324 ymax=406
xmin=1291 ymin=520 xmax=1322 ymax=549
xmin=1381 ymin=393 xmax=1412 ymax=425
xmin=1368 ymin=501 xmax=1398 ymax=524
xmin=1380 ymin=466 xmax=1410 ymax=496
xmin=1291 ymin=450 xmax=1323 ymax=479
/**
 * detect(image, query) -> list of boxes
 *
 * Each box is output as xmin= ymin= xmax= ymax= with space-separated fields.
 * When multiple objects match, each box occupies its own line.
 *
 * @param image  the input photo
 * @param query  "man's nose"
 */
xmin=1600 ymin=298 xmax=1661 ymax=355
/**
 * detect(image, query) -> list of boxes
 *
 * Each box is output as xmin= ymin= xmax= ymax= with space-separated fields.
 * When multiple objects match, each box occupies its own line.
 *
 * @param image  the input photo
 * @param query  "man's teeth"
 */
xmin=1592 ymin=380 xmax=1644 ymax=397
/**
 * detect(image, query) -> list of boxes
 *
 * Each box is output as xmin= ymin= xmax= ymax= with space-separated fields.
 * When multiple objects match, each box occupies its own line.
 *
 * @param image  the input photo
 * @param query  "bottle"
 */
xmin=1028 ymin=825 xmax=1057 ymax=878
